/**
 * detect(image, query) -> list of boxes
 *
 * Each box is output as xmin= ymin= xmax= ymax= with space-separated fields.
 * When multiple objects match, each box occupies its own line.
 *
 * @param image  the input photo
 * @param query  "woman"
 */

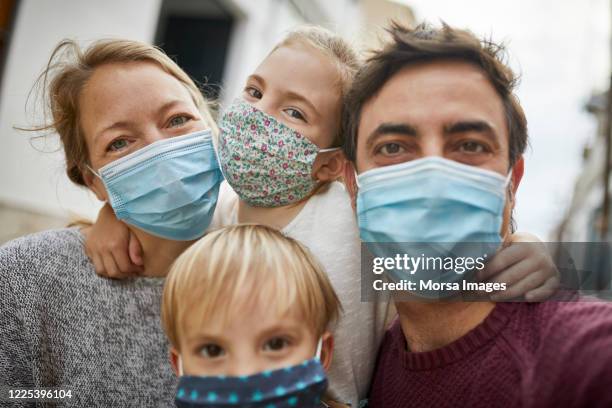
xmin=0 ymin=39 xmax=222 ymax=406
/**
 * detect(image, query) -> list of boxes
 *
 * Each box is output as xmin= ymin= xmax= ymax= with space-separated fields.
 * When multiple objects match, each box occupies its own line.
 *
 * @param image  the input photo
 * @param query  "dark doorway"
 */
xmin=155 ymin=0 xmax=234 ymax=100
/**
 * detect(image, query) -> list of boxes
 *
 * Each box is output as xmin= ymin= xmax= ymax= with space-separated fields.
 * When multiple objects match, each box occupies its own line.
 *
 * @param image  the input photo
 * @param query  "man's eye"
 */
xmin=263 ymin=337 xmax=290 ymax=352
xmin=379 ymin=143 xmax=404 ymax=155
xmin=459 ymin=141 xmax=486 ymax=153
xmin=169 ymin=115 xmax=190 ymax=128
xmin=108 ymin=139 xmax=129 ymax=152
xmin=199 ymin=344 xmax=225 ymax=359
xmin=284 ymin=108 xmax=305 ymax=121
xmin=246 ymin=87 xmax=263 ymax=99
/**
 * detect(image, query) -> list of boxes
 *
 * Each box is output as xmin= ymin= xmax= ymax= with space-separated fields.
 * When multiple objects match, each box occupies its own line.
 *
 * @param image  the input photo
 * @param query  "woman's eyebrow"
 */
xmin=157 ymin=99 xmax=188 ymax=117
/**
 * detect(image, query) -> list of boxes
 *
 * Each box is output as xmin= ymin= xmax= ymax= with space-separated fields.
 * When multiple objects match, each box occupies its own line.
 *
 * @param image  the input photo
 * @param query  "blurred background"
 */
xmin=0 ymin=0 xmax=610 ymax=245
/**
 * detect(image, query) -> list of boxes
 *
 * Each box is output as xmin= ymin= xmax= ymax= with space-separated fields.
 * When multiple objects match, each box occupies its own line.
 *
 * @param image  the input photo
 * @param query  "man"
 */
xmin=343 ymin=22 xmax=612 ymax=407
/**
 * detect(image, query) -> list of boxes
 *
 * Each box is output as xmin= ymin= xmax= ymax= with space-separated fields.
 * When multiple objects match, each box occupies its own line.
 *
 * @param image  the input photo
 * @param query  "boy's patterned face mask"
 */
xmin=175 ymin=358 xmax=328 ymax=408
xmin=218 ymin=99 xmax=339 ymax=207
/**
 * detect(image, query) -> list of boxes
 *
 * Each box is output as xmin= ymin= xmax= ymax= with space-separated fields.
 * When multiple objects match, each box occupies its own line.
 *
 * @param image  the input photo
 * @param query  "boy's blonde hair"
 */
xmin=273 ymin=25 xmax=361 ymax=147
xmin=162 ymin=224 xmax=342 ymax=349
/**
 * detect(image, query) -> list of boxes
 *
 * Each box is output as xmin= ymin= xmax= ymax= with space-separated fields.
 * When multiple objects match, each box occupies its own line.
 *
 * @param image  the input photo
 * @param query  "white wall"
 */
xmin=0 ymin=0 xmax=359 ymax=222
xmin=0 ymin=0 xmax=162 ymax=220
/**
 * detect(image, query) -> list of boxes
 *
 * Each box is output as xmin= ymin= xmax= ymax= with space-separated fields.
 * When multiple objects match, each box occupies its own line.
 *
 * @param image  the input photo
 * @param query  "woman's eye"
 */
xmin=108 ymin=139 xmax=129 ymax=152
xmin=284 ymin=108 xmax=305 ymax=121
xmin=459 ymin=141 xmax=487 ymax=154
xmin=245 ymin=87 xmax=263 ymax=99
xmin=379 ymin=143 xmax=404 ymax=156
xmin=263 ymin=337 xmax=290 ymax=352
xmin=199 ymin=344 xmax=225 ymax=359
xmin=169 ymin=115 xmax=190 ymax=128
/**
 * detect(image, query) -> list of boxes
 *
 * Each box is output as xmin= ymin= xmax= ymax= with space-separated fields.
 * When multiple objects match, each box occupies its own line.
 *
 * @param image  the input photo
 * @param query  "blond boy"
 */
xmin=161 ymin=224 xmax=343 ymax=407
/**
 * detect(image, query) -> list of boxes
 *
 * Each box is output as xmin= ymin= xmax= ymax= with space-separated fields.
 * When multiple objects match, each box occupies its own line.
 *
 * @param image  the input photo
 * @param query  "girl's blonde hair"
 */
xmin=26 ymin=38 xmax=217 ymax=186
xmin=273 ymin=25 xmax=361 ymax=147
xmin=162 ymin=224 xmax=342 ymax=349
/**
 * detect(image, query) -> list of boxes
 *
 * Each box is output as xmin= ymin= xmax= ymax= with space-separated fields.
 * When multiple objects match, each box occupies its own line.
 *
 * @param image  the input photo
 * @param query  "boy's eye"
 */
xmin=379 ymin=143 xmax=404 ymax=156
xmin=263 ymin=337 xmax=291 ymax=352
xmin=168 ymin=115 xmax=191 ymax=128
xmin=107 ymin=138 xmax=129 ymax=152
xmin=245 ymin=87 xmax=263 ymax=99
xmin=199 ymin=344 xmax=225 ymax=359
xmin=284 ymin=108 xmax=305 ymax=122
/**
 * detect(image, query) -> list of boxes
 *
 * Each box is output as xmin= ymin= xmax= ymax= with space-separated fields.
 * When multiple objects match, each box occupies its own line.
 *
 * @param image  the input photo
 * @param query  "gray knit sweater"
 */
xmin=0 ymin=228 xmax=177 ymax=407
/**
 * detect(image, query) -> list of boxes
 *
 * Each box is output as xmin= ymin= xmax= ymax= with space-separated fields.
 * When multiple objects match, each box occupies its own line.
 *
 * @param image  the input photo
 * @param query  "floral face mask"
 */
xmin=218 ymin=98 xmax=339 ymax=207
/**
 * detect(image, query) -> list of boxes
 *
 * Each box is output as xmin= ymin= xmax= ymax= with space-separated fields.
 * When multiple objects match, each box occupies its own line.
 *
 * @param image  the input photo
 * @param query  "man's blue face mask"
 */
xmin=88 ymin=129 xmax=223 ymax=241
xmin=356 ymin=156 xmax=512 ymax=299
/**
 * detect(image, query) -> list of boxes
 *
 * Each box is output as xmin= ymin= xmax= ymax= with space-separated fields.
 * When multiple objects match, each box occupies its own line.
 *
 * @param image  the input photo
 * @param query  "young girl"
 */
xmin=86 ymin=26 xmax=559 ymax=406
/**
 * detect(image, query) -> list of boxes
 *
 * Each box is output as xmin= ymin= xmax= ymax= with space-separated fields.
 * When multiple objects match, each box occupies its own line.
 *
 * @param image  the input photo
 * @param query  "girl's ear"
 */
xmin=169 ymin=347 xmax=181 ymax=376
xmin=312 ymin=150 xmax=346 ymax=182
xmin=320 ymin=332 xmax=334 ymax=371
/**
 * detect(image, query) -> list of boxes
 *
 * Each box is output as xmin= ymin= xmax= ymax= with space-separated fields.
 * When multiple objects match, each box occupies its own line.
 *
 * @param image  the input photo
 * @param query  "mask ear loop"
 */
xmin=315 ymin=337 xmax=323 ymax=361
xmin=86 ymin=164 xmax=102 ymax=180
xmin=177 ymin=355 xmax=183 ymax=376
xmin=504 ymin=170 xmax=513 ymax=187
xmin=318 ymin=147 xmax=341 ymax=153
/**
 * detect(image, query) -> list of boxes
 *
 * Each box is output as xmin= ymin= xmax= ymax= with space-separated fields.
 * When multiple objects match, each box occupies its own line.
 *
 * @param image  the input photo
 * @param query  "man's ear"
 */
xmin=342 ymin=161 xmax=358 ymax=211
xmin=319 ymin=332 xmax=334 ymax=371
xmin=312 ymin=150 xmax=346 ymax=182
xmin=82 ymin=165 xmax=108 ymax=202
xmin=169 ymin=347 xmax=181 ymax=376
xmin=510 ymin=156 xmax=524 ymax=197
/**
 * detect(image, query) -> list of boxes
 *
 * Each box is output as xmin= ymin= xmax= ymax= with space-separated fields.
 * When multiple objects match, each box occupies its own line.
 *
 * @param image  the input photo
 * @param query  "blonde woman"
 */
xmin=0 ymin=39 xmax=222 ymax=406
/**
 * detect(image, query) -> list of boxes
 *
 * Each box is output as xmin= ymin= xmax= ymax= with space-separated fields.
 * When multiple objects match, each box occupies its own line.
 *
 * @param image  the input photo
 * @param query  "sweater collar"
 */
xmin=394 ymin=302 xmax=518 ymax=370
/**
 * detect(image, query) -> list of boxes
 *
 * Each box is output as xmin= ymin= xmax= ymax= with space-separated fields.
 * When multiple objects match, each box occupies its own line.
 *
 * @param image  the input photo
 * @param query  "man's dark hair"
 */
xmin=343 ymin=22 xmax=528 ymax=167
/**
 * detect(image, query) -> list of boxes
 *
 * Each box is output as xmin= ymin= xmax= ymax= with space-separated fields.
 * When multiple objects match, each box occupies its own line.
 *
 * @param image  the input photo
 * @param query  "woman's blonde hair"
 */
xmin=161 ymin=224 xmax=342 ymax=349
xmin=26 ymin=38 xmax=217 ymax=186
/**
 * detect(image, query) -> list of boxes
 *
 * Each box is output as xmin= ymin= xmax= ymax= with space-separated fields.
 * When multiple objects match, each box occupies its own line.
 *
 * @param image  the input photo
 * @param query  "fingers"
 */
xmin=101 ymin=251 xmax=128 ymax=280
xmin=491 ymin=267 xmax=547 ymax=301
xmin=524 ymin=276 xmax=560 ymax=302
xmin=114 ymin=243 xmax=143 ymax=275
xmin=128 ymin=232 xmax=144 ymax=267
xmin=477 ymin=244 xmax=525 ymax=282
xmin=91 ymin=252 xmax=105 ymax=276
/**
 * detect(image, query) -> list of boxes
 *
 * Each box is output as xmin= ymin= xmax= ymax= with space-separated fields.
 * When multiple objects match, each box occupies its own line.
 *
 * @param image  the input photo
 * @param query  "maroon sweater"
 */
xmin=369 ymin=301 xmax=612 ymax=408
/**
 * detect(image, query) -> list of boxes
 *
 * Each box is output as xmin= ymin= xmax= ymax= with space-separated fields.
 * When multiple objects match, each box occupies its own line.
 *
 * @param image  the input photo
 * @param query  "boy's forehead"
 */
xmin=180 ymin=292 xmax=315 ymax=340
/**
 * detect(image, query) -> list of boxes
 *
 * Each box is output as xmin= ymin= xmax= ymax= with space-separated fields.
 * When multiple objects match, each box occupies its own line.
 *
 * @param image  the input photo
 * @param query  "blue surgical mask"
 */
xmin=175 ymin=339 xmax=327 ymax=408
xmin=356 ymin=157 xmax=511 ymax=298
xmin=89 ymin=130 xmax=223 ymax=241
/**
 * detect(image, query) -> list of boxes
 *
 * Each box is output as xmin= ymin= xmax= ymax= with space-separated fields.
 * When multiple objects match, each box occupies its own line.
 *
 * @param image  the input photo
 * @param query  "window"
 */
xmin=155 ymin=0 xmax=234 ymax=100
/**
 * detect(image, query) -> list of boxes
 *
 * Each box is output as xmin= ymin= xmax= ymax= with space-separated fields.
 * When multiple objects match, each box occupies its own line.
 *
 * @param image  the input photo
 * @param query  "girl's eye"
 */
xmin=263 ymin=337 xmax=290 ymax=352
xmin=199 ymin=344 xmax=225 ymax=359
xmin=284 ymin=108 xmax=305 ymax=122
xmin=379 ymin=143 xmax=404 ymax=156
xmin=459 ymin=141 xmax=487 ymax=154
xmin=246 ymin=87 xmax=263 ymax=99
xmin=108 ymin=139 xmax=129 ymax=152
xmin=169 ymin=115 xmax=191 ymax=128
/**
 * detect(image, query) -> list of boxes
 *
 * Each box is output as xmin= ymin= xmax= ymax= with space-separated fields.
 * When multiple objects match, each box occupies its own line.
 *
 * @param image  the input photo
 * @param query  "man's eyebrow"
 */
xmin=444 ymin=120 xmax=501 ymax=146
xmin=365 ymin=122 xmax=418 ymax=150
